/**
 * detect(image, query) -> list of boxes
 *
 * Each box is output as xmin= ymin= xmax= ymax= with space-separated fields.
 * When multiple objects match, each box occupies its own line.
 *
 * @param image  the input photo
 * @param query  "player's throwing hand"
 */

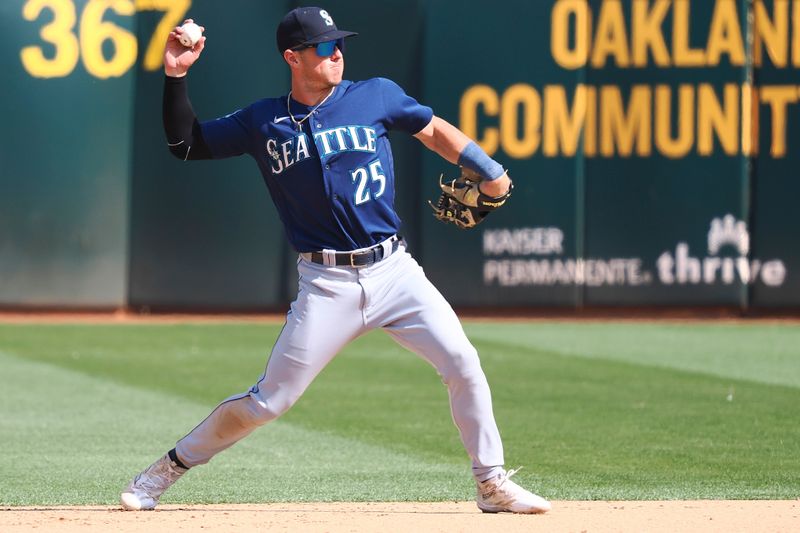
xmin=164 ymin=19 xmax=206 ymax=77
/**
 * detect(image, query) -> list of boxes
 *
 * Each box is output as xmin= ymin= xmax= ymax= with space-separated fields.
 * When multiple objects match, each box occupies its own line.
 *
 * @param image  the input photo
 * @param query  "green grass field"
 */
xmin=1 ymin=320 xmax=798 ymax=505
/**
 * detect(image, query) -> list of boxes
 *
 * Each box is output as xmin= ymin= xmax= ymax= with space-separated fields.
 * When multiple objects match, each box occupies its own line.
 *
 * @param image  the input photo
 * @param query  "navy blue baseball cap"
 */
xmin=276 ymin=7 xmax=357 ymax=54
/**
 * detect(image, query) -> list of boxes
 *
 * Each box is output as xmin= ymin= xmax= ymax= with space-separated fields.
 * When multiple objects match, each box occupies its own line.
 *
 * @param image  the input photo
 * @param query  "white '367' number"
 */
xmin=350 ymin=160 xmax=386 ymax=205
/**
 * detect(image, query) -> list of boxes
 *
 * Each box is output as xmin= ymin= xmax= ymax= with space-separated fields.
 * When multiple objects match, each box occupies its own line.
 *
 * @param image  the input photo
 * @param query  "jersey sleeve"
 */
xmin=199 ymin=106 xmax=254 ymax=159
xmin=379 ymin=78 xmax=434 ymax=134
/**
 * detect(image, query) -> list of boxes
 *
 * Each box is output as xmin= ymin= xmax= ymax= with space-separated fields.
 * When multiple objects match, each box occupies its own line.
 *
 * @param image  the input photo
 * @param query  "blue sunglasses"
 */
xmin=292 ymin=38 xmax=344 ymax=57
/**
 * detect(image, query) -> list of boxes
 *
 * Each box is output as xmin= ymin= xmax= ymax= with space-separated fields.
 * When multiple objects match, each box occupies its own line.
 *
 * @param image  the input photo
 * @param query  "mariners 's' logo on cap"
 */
xmin=319 ymin=9 xmax=334 ymax=26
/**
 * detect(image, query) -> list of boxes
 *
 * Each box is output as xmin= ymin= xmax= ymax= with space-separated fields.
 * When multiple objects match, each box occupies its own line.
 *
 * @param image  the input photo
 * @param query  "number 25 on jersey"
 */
xmin=351 ymin=159 xmax=386 ymax=206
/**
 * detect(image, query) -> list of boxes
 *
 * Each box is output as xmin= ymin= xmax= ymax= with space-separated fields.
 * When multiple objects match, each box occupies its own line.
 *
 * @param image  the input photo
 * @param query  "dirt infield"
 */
xmin=1 ymin=501 xmax=798 ymax=532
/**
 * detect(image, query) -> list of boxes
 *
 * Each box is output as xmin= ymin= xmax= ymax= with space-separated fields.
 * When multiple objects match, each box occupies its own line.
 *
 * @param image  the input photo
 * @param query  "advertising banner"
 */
xmin=420 ymin=0 xmax=798 ymax=308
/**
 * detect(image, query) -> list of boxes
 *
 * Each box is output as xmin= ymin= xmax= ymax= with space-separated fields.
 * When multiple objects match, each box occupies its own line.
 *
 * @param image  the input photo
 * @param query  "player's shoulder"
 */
xmin=346 ymin=77 xmax=403 ymax=91
xmin=347 ymin=77 xmax=394 ymax=87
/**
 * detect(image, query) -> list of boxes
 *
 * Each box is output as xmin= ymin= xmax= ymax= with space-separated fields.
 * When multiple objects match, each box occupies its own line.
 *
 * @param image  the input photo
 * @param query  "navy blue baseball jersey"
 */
xmin=200 ymin=77 xmax=433 ymax=253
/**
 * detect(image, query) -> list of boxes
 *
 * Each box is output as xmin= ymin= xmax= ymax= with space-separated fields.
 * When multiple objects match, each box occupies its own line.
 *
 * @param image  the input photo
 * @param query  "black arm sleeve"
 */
xmin=162 ymin=75 xmax=213 ymax=160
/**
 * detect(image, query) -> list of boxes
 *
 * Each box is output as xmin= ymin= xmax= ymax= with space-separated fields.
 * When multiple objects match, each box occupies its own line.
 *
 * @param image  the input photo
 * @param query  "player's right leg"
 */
xmin=120 ymin=260 xmax=366 ymax=510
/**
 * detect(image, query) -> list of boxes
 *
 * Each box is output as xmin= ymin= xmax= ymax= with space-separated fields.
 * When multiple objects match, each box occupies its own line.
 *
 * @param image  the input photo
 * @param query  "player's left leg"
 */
xmin=366 ymin=247 xmax=550 ymax=514
xmin=121 ymin=259 xmax=369 ymax=510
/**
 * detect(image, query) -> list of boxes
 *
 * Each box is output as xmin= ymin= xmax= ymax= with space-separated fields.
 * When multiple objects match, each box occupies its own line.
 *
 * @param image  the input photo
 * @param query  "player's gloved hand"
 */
xmin=428 ymin=167 xmax=513 ymax=229
xmin=164 ymin=19 xmax=206 ymax=77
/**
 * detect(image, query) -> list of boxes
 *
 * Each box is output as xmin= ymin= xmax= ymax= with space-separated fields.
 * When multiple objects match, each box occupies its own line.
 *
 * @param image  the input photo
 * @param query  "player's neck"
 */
xmin=290 ymin=82 xmax=335 ymax=107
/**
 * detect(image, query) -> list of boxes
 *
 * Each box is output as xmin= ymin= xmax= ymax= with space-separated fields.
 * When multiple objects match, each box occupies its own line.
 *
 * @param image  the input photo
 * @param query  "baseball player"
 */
xmin=120 ymin=7 xmax=550 ymax=514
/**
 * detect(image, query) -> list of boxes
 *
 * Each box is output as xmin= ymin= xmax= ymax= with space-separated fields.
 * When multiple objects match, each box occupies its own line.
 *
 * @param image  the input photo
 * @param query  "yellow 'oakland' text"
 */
xmin=551 ymin=0 xmax=800 ymax=68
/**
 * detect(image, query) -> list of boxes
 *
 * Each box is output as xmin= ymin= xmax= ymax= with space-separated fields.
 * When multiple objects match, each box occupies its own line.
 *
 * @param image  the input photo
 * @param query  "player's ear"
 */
xmin=283 ymin=49 xmax=300 ymax=67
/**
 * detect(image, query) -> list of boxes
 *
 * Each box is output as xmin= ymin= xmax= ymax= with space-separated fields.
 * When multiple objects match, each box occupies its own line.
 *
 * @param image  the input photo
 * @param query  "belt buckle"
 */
xmin=350 ymin=249 xmax=371 ymax=267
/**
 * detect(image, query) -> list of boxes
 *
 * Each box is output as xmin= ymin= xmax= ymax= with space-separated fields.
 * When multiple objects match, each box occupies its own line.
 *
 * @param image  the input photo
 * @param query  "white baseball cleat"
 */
xmin=120 ymin=453 xmax=188 ymax=510
xmin=476 ymin=468 xmax=552 ymax=514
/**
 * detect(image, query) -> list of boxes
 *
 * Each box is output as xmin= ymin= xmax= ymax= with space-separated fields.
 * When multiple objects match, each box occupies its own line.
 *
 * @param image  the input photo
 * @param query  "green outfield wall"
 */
xmin=127 ymin=0 xmax=290 ymax=310
xmin=0 ymin=0 xmax=136 ymax=307
xmin=1 ymin=0 xmax=798 ymax=310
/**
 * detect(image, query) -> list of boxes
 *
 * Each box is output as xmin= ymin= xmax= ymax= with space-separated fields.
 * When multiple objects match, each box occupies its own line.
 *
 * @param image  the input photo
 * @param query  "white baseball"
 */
xmin=179 ymin=22 xmax=202 ymax=47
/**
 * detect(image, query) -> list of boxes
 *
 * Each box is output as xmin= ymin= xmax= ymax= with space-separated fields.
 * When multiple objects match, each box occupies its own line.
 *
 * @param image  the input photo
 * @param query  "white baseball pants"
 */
xmin=175 ymin=244 xmax=505 ymax=481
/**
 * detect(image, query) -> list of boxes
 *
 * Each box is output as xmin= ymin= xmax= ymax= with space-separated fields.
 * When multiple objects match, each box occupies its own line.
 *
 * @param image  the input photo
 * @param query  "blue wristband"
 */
xmin=457 ymin=141 xmax=505 ymax=181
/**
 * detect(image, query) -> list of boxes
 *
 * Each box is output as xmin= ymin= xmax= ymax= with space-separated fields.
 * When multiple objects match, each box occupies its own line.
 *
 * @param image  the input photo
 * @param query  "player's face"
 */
xmin=295 ymin=44 xmax=344 ymax=90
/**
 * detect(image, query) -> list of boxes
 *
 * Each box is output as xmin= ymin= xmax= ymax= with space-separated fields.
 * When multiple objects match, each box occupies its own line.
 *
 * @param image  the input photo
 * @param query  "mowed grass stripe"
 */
xmin=464 ymin=322 xmax=800 ymax=388
xmin=0 ymin=351 xmax=466 ymax=505
xmin=470 ymin=341 xmax=800 ymax=499
xmin=311 ymin=331 xmax=799 ymax=499
xmin=0 ymin=324 xmax=469 ymax=465
xmin=0 ymin=323 xmax=279 ymax=404
xmin=1 ymin=323 xmax=798 ymax=500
